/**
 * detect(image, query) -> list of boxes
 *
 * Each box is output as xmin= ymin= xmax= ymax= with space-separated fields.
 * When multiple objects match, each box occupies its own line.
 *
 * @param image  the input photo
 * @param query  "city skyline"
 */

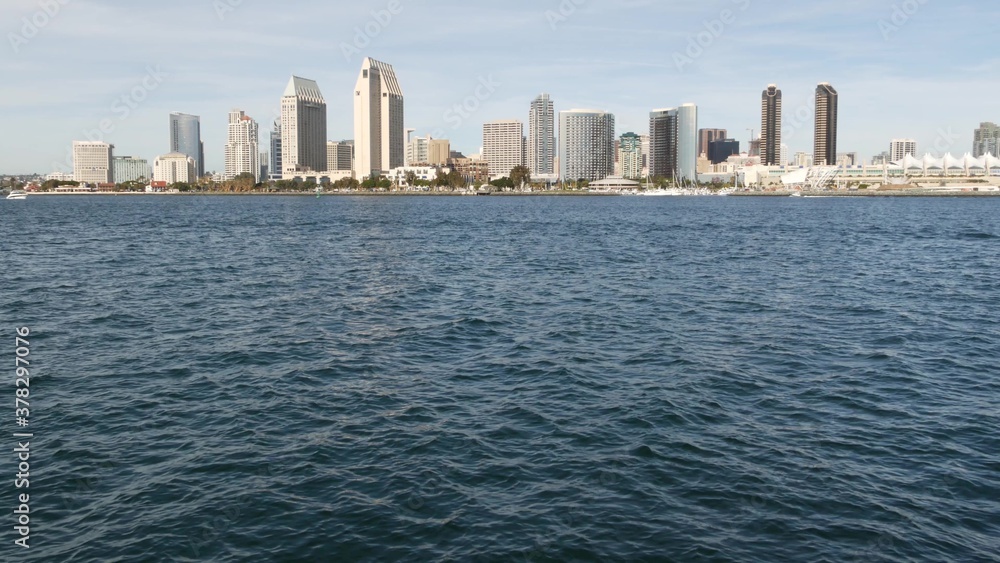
xmin=2 ymin=0 xmax=999 ymax=175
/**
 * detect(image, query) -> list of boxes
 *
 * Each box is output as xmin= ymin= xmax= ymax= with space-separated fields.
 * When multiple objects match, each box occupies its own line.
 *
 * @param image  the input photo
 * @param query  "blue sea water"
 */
xmin=2 ymin=195 xmax=999 ymax=562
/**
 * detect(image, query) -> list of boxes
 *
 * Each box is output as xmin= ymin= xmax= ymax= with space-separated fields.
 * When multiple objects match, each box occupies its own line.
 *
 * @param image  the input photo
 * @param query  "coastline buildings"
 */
xmin=281 ymin=76 xmax=328 ymax=175
xmin=112 ymin=156 xmax=150 ymax=183
xmin=619 ymin=132 xmax=642 ymax=179
xmin=558 ymin=109 xmax=615 ymax=183
xmin=676 ymin=104 xmax=698 ymax=183
xmin=814 ymin=83 xmax=839 ymax=166
xmin=698 ymin=128 xmax=727 ymax=158
xmin=649 ymin=109 xmax=678 ymax=180
xmin=973 ymin=122 xmax=1000 ymax=157
xmin=761 ymin=85 xmax=782 ymax=166
xmin=327 ymin=141 xmax=354 ymax=172
xmin=224 ymin=110 xmax=260 ymax=182
xmin=169 ymin=113 xmax=204 ymax=179
xmin=269 ymin=119 xmax=282 ymax=180
xmin=73 ymin=141 xmax=114 ymax=184
xmin=354 ymin=57 xmax=404 ymax=178
xmin=890 ymin=139 xmax=917 ymax=162
xmin=483 ymin=120 xmax=526 ymax=178
xmin=153 ymin=153 xmax=196 ymax=184
xmin=529 ymin=93 xmax=555 ymax=175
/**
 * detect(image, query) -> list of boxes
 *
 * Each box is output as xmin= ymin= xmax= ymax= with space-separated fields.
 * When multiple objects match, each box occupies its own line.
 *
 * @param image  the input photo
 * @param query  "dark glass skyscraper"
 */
xmin=761 ymin=84 xmax=782 ymax=166
xmin=649 ymin=108 xmax=678 ymax=180
xmin=169 ymin=113 xmax=203 ymax=179
xmin=814 ymin=83 xmax=838 ymax=166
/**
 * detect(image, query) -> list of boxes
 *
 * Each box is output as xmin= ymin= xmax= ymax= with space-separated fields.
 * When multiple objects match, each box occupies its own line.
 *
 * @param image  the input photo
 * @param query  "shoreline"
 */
xmin=14 ymin=189 xmax=1000 ymax=198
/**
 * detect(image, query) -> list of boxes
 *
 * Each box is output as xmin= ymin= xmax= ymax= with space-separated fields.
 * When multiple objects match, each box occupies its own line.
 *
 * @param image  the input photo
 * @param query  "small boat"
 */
xmin=789 ymin=192 xmax=803 ymax=197
xmin=6 ymin=190 xmax=27 ymax=200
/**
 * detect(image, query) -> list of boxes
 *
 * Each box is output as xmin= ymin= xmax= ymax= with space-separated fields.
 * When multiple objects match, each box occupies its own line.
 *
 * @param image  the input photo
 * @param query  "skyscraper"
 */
xmin=649 ymin=108 xmax=678 ymax=180
xmin=814 ymin=83 xmax=838 ymax=166
xmin=708 ymin=139 xmax=740 ymax=165
xmin=224 ymin=110 xmax=260 ymax=182
xmin=761 ymin=85 xmax=782 ymax=166
xmin=354 ymin=57 xmax=404 ymax=178
xmin=327 ymin=141 xmax=354 ymax=171
xmin=169 ymin=113 xmax=203 ymax=179
xmin=529 ymin=93 xmax=555 ymax=175
xmin=483 ymin=120 xmax=526 ymax=178
xmin=281 ymin=76 xmax=327 ymax=175
xmin=676 ymin=104 xmax=698 ymax=183
xmin=73 ymin=141 xmax=114 ymax=184
xmin=889 ymin=139 xmax=917 ymax=162
xmin=269 ymin=118 xmax=282 ymax=179
xmin=619 ymin=132 xmax=642 ymax=179
xmin=558 ymin=109 xmax=615 ymax=183
xmin=698 ymin=128 xmax=727 ymax=158
xmin=973 ymin=122 xmax=1000 ymax=157
xmin=428 ymin=139 xmax=450 ymax=166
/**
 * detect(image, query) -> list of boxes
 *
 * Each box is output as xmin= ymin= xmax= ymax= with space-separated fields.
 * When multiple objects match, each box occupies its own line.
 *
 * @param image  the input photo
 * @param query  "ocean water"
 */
xmin=2 ymin=195 xmax=999 ymax=562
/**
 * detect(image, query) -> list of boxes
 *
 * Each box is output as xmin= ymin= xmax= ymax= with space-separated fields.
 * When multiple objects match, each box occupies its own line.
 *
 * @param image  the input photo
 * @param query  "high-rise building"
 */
xmin=169 ymin=113 xmax=202 ymax=179
xmin=281 ymin=76 xmax=327 ymax=175
xmin=698 ymin=128 xmax=727 ymax=158
xmin=649 ymin=109 xmax=678 ymax=180
xmin=483 ymin=120 xmax=526 ymax=178
xmin=260 ymin=152 xmax=269 ymax=181
xmin=676 ymin=104 xmax=698 ymax=183
xmin=326 ymin=141 xmax=354 ymax=172
xmin=814 ymin=83 xmax=838 ymax=166
xmin=428 ymin=139 xmax=450 ymax=166
xmin=269 ymin=119 xmax=282 ymax=179
xmin=871 ymin=151 xmax=890 ymax=165
xmin=154 ymin=153 xmax=196 ymax=184
xmin=112 ymin=156 xmax=150 ymax=183
xmin=406 ymin=136 xmax=429 ymax=166
xmin=794 ymin=152 xmax=813 ymax=168
xmin=224 ymin=110 xmax=260 ymax=182
xmin=354 ymin=57 xmax=404 ymax=178
xmin=529 ymin=93 xmax=555 ymax=175
xmin=708 ymin=139 xmax=740 ymax=165
xmin=73 ymin=141 xmax=114 ymax=184
xmin=619 ymin=132 xmax=642 ymax=179
xmin=973 ymin=122 xmax=1000 ymax=157
xmin=558 ymin=109 xmax=615 ymax=183
xmin=890 ymin=139 xmax=917 ymax=162
xmin=761 ymin=84 xmax=782 ymax=166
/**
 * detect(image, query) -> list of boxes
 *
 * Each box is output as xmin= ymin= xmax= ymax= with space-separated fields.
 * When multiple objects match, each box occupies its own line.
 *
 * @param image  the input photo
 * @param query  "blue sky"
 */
xmin=2 ymin=0 xmax=997 ymax=174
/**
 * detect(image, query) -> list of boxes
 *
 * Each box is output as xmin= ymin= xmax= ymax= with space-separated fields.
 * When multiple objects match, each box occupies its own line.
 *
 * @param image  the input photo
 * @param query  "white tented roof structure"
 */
xmin=893 ymin=153 xmax=1000 ymax=172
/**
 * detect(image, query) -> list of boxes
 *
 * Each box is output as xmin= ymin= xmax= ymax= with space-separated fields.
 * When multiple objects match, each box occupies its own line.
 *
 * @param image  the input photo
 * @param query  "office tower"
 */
xmin=406 ymin=136 xmax=429 ymax=166
xmin=428 ymin=139 xmax=450 ymax=166
xmin=354 ymin=57 xmax=404 ymax=178
xmin=871 ymin=151 xmax=891 ymax=165
xmin=558 ymin=109 xmax=615 ymax=182
xmin=327 ymin=141 xmax=354 ymax=171
xmin=619 ymin=132 xmax=642 ymax=179
xmin=73 ymin=141 xmax=114 ymax=184
xmin=260 ymin=152 xmax=269 ymax=180
xmin=529 ymin=93 xmax=555 ymax=175
xmin=224 ymin=110 xmax=260 ymax=182
xmin=780 ymin=143 xmax=789 ymax=166
xmin=708 ymin=139 xmax=740 ymax=164
xmin=483 ymin=120 xmax=526 ymax=177
xmin=281 ymin=76 xmax=327 ymax=174
xmin=649 ymin=109 xmax=677 ymax=179
xmin=153 ymin=153 xmax=197 ymax=184
xmin=676 ymin=104 xmax=698 ymax=183
xmin=890 ymin=139 xmax=917 ymax=162
xmin=837 ymin=152 xmax=858 ymax=167
xmin=640 ymin=134 xmax=650 ymax=175
xmin=973 ymin=122 xmax=1000 ymax=157
xmin=698 ymin=128 xmax=727 ymax=157
xmin=794 ymin=152 xmax=813 ymax=168
xmin=112 ymin=156 xmax=150 ymax=183
xmin=269 ymin=119 xmax=282 ymax=179
xmin=169 ymin=113 xmax=203 ymax=179
xmin=761 ymin=84 xmax=782 ymax=165
xmin=814 ymin=83 xmax=838 ymax=166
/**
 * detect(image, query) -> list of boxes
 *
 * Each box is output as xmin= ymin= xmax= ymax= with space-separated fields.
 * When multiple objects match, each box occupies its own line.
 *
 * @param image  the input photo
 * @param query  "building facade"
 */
xmin=761 ymin=84 xmax=782 ymax=166
xmin=169 ymin=113 xmax=203 ymax=179
xmin=558 ymin=109 xmax=615 ymax=183
xmin=649 ymin=108 xmax=678 ymax=180
xmin=814 ymin=83 xmax=839 ymax=166
xmin=153 ymin=152 xmax=196 ymax=184
xmin=973 ymin=122 xmax=1000 ymax=157
xmin=708 ymin=139 xmax=740 ymax=165
xmin=224 ymin=110 xmax=260 ymax=182
xmin=73 ymin=141 xmax=114 ymax=184
xmin=618 ymin=132 xmax=642 ymax=179
xmin=698 ymin=128 xmax=727 ymax=158
xmin=112 ymin=156 xmax=150 ymax=183
xmin=890 ymin=139 xmax=917 ymax=162
xmin=270 ymin=119 xmax=282 ymax=180
xmin=529 ymin=93 xmax=555 ymax=175
xmin=483 ymin=120 xmax=526 ymax=178
xmin=429 ymin=139 xmax=450 ymax=166
xmin=327 ymin=141 xmax=354 ymax=172
xmin=354 ymin=57 xmax=405 ymax=178
xmin=676 ymin=104 xmax=698 ymax=183
xmin=406 ymin=136 xmax=429 ymax=166
xmin=281 ymin=76 xmax=327 ymax=175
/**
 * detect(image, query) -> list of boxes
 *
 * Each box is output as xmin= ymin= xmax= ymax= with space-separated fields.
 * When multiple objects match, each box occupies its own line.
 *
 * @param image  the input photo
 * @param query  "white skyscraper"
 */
xmin=224 ymin=109 xmax=260 ymax=182
xmin=280 ymin=76 xmax=327 ymax=175
xmin=558 ymin=109 xmax=615 ymax=183
xmin=354 ymin=57 xmax=404 ymax=178
xmin=890 ymin=139 xmax=917 ymax=162
xmin=73 ymin=141 xmax=114 ymax=184
xmin=483 ymin=120 xmax=526 ymax=178
xmin=529 ymin=93 xmax=555 ymax=175
xmin=676 ymin=103 xmax=698 ymax=183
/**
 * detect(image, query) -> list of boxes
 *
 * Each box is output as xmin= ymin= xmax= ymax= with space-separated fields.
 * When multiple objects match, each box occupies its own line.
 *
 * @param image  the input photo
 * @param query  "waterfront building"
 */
xmin=281 ymin=76 xmax=327 ymax=175
xmin=169 ymin=113 xmax=203 ymax=179
xmin=406 ymin=135 xmax=429 ymax=166
xmin=529 ymin=93 xmax=556 ymax=175
xmin=698 ymin=128 xmax=727 ymax=158
xmin=73 ymin=141 xmax=114 ymax=184
xmin=794 ymin=151 xmax=813 ymax=168
xmin=449 ymin=157 xmax=490 ymax=185
xmin=761 ymin=84 xmax=782 ymax=165
xmin=973 ymin=122 xmax=1000 ymax=157
xmin=260 ymin=152 xmax=269 ymax=181
xmin=112 ymin=156 xmax=150 ymax=183
xmin=224 ymin=110 xmax=260 ymax=182
xmin=890 ymin=139 xmax=917 ymax=162
xmin=386 ymin=166 xmax=446 ymax=188
xmin=558 ymin=109 xmax=615 ymax=183
xmin=837 ymin=152 xmax=858 ymax=167
xmin=649 ymin=108 xmax=677 ymax=180
xmin=269 ymin=119 xmax=282 ymax=179
xmin=814 ymin=83 xmax=839 ymax=166
xmin=676 ymin=104 xmax=698 ymax=183
xmin=483 ymin=120 xmax=526 ymax=178
xmin=708 ymin=139 xmax=740 ymax=165
xmin=354 ymin=57 xmax=404 ymax=178
xmin=640 ymin=134 xmax=650 ymax=177
xmin=428 ymin=139 xmax=450 ymax=166
xmin=618 ymin=132 xmax=642 ymax=179
xmin=153 ymin=152 xmax=196 ymax=184
xmin=327 ymin=141 xmax=354 ymax=172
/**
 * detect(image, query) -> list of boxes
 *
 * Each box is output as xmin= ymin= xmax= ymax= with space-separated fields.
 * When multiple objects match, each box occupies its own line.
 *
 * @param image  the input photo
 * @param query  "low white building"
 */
xmin=386 ymin=166 xmax=448 ymax=188
xmin=154 ymin=152 xmax=197 ymax=184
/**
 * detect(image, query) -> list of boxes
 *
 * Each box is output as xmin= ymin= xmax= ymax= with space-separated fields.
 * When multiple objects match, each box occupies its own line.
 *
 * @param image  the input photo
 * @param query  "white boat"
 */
xmin=789 ymin=192 xmax=803 ymax=197
xmin=6 ymin=190 xmax=27 ymax=200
